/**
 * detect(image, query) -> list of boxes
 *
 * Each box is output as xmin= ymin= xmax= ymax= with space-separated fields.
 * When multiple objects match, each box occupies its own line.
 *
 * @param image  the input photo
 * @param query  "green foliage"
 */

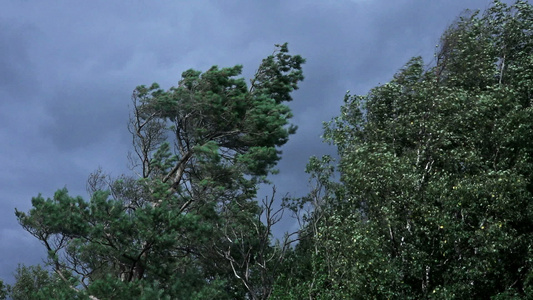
xmin=15 ymin=43 xmax=304 ymax=299
xmin=7 ymin=264 xmax=79 ymax=300
xmin=0 ymin=280 xmax=7 ymax=300
xmin=135 ymin=43 xmax=304 ymax=179
xmin=276 ymin=1 xmax=533 ymax=299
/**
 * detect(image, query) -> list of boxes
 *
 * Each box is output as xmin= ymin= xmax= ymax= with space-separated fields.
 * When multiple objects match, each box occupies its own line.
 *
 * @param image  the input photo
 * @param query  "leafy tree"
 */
xmin=6 ymin=264 xmax=78 ymax=300
xmin=0 ymin=280 xmax=7 ymax=300
xmin=15 ymin=43 xmax=304 ymax=300
xmin=276 ymin=1 xmax=533 ymax=299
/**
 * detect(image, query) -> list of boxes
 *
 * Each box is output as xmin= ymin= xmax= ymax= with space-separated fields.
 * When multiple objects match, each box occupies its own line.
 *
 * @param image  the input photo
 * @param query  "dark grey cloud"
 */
xmin=0 ymin=21 xmax=40 ymax=104
xmin=0 ymin=0 xmax=508 ymax=284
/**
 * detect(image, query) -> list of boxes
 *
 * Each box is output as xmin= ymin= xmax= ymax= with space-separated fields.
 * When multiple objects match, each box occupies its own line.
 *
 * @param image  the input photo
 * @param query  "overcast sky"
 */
xmin=0 ymin=0 xmax=512 ymax=284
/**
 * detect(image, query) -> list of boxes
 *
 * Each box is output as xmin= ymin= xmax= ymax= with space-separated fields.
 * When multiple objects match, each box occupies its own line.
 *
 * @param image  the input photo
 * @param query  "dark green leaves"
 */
xmin=15 ymin=43 xmax=305 ymax=299
xmin=277 ymin=1 xmax=533 ymax=298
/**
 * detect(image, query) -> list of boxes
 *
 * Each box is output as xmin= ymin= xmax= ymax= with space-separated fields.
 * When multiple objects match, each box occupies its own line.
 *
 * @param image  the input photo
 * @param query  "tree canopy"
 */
xmin=5 ymin=1 xmax=533 ymax=299
xmin=12 ymin=43 xmax=305 ymax=300
xmin=274 ymin=1 xmax=533 ymax=299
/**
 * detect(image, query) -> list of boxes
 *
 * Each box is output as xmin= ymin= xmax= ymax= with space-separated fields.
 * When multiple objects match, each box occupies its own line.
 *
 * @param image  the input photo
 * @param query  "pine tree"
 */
xmin=15 ymin=43 xmax=305 ymax=300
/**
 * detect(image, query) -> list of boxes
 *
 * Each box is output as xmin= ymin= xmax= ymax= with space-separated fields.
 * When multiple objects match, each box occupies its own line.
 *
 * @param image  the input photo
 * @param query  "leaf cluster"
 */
xmin=276 ymin=1 xmax=533 ymax=298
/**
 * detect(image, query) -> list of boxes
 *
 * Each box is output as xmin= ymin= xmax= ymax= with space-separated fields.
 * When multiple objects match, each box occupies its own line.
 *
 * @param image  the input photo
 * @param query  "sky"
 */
xmin=0 ymin=0 xmax=513 ymax=284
